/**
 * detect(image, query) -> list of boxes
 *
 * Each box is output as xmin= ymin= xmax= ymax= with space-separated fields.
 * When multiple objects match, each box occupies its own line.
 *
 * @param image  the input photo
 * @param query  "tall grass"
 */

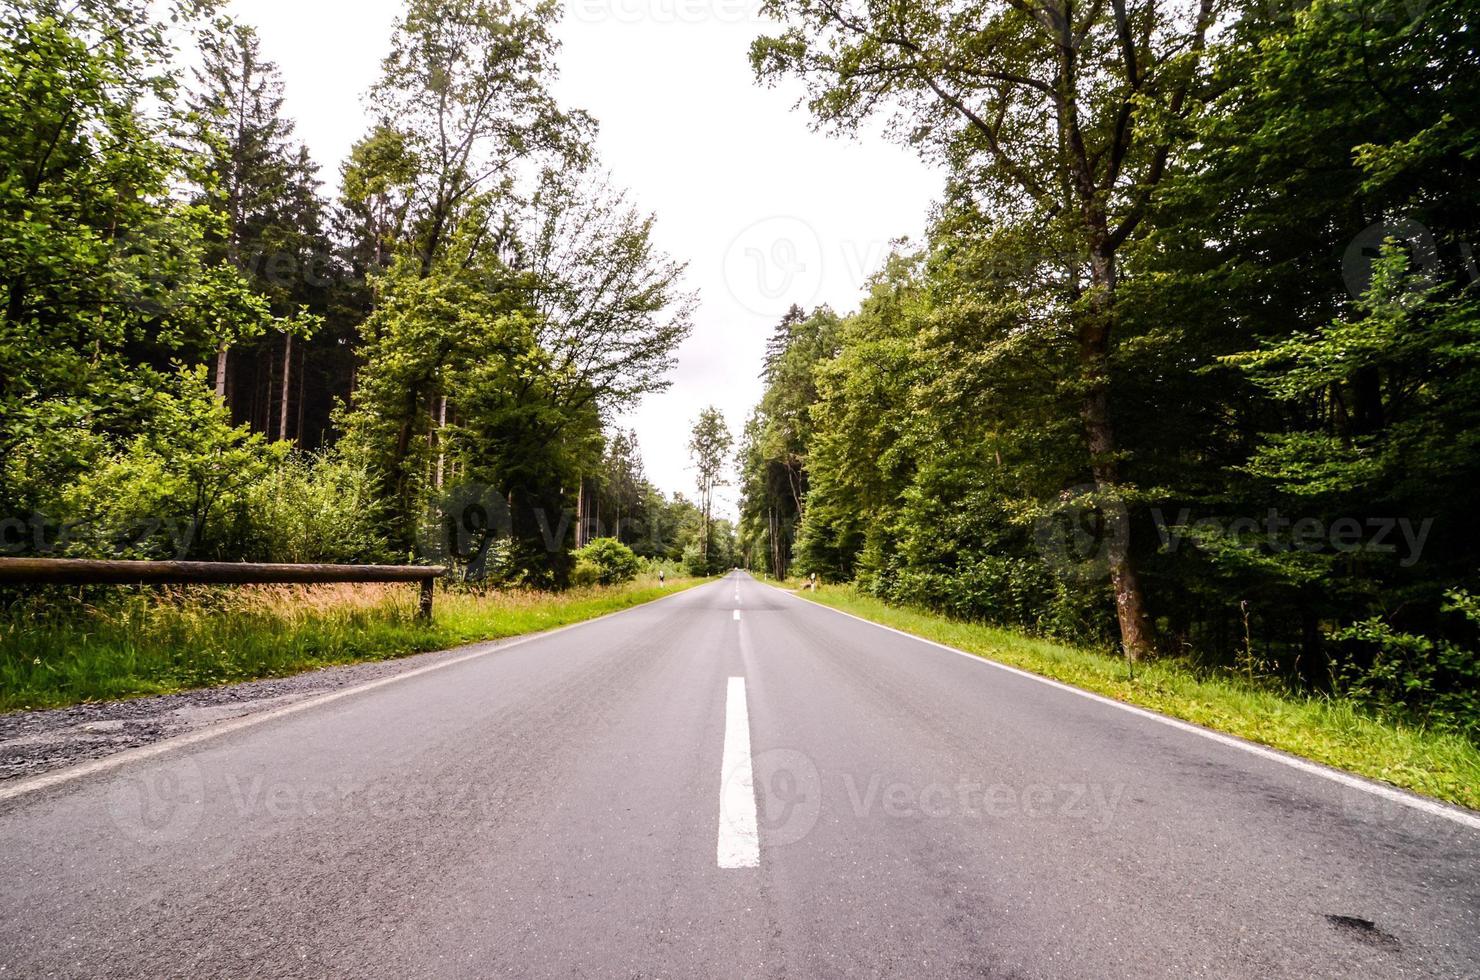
xmin=0 ymin=572 xmax=702 ymax=712
xmin=798 ymin=585 xmax=1480 ymax=811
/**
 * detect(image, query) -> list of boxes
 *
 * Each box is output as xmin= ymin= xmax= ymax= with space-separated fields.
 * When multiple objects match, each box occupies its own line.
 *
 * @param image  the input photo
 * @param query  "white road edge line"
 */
xmin=767 ymin=582 xmax=1480 ymax=832
xmin=717 ymin=676 xmax=760 ymax=869
xmin=0 ymin=582 xmax=713 ymax=806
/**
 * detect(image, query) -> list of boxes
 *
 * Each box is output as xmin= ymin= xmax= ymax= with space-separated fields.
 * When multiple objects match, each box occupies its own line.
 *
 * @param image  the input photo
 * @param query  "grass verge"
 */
xmin=794 ymin=584 xmax=1480 ymax=811
xmin=0 ymin=574 xmax=707 ymax=713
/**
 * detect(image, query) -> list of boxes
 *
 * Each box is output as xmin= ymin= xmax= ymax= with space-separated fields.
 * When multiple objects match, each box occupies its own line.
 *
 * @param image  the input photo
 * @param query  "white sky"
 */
xmin=226 ymin=0 xmax=942 ymax=520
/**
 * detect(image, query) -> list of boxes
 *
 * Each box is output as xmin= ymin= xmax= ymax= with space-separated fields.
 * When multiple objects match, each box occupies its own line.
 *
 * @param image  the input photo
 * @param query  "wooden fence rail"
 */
xmin=0 ymin=558 xmax=447 ymax=620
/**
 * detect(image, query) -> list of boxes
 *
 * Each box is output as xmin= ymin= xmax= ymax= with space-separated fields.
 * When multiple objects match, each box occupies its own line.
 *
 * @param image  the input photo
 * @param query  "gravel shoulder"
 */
xmin=0 ymin=637 xmax=520 ymax=783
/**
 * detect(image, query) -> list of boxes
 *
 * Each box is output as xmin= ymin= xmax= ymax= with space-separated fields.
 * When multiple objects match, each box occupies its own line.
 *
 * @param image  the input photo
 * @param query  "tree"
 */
xmin=688 ymin=407 xmax=733 ymax=568
xmin=342 ymin=0 xmax=606 ymax=552
xmin=339 ymin=126 xmax=419 ymax=275
xmin=1112 ymin=0 xmax=1480 ymax=683
xmin=739 ymin=305 xmax=840 ymax=578
xmin=752 ymin=0 xmax=1221 ymax=659
xmin=527 ymin=174 xmax=695 ymax=422
xmin=189 ymin=22 xmax=323 ymax=433
xmin=0 ymin=0 xmax=288 ymax=529
xmin=368 ymin=0 xmax=593 ymax=271
xmin=336 ymin=220 xmax=543 ymax=557
xmin=601 ymin=429 xmax=645 ymax=542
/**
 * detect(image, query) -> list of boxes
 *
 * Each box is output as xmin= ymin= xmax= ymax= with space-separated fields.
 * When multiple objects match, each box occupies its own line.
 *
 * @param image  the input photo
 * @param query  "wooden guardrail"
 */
xmin=0 ymin=558 xmax=447 ymax=620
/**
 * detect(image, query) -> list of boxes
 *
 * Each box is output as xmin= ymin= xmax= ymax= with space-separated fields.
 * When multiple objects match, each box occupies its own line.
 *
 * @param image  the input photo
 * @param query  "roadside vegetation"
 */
xmin=1 ymin=0 xmax=743 ymax=716
xmin=2 ymin=0 xmax=741 ymax=589
xmin=796 ymin=585 xmax=1480 ymax=811
xmin=740 ymin=0 xmax=1479 ymax=749
xmin=0 ymin=570 xmax=704 ymax=713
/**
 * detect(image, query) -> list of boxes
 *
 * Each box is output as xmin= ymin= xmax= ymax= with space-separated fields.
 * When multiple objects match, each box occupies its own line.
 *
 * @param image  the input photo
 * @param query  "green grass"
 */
xmin=0 ymin=574 xmax=707 ymax=713
xmin=793 ymin=584 xmax=1480 ymax=811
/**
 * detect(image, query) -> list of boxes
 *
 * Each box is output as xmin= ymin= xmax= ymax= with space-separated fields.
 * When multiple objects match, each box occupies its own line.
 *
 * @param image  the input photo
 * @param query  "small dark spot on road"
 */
xmin=1326 ymin=914 xmax=1401 ymax=950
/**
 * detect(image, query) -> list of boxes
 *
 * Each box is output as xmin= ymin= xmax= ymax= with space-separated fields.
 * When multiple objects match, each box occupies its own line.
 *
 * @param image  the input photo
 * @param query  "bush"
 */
xmin=1331 ymin=590 xmax=1480 ymax=738
xmin=683 ymin=543 xmax=709 ymax=578
xmin=572 ymin=537 xmax=641 ymax=586
xmin=641 ymin=556 xmax=684 ymax=581
xmin=872 ymin=554 xmax=1113 ymax=647
xmin=55 ymin=369 xmax=279 ymax=560
xmin=36 ymin=371 xmax=391 ymax=565
xmin=240 ymin=452 xmax=392 ymax=564
xmin=571 ymin=559 xmax=603 ymax=588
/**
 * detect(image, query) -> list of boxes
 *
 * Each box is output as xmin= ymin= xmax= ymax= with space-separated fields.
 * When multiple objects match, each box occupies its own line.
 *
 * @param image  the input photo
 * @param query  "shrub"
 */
xmin=1332 ymin=590 xmax=1480 ymax=738
xmin=571 ymin=559 xmax=603 ymax=588
xmin=56 ymin=369 xmax=278 ymax=560
xmin=240 ymin=452 xmax=392 ymax=564
xmin=641 ymin=556 xmax=684 ymax=581
xmin=683 ymin=543 xmax=709 ymax=578
xmin=572 ymin=537 xmax=641 ymax=586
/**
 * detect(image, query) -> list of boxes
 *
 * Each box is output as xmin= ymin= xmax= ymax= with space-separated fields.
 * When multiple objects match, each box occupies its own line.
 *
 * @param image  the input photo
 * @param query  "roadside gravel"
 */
xmin=0 ymin=637 xmax=516 ymax=782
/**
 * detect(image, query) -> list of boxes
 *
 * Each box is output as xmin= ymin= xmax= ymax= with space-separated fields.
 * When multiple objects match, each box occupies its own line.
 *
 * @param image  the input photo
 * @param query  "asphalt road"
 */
xmin=2 ymin=572 xmax=1477 ymax=978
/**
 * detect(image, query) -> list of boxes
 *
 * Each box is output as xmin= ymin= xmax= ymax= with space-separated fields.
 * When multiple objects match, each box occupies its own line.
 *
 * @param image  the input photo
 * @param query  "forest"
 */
xmin=738 ymin=0 xmax=1480 ymax=737
xmin=0 ymin=0 xmax=741 ymax=597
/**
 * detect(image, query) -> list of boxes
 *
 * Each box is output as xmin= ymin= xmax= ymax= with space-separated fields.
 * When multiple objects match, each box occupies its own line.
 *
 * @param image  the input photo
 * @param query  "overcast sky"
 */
xmin=225 ymin=0 xmax=942 ymax=519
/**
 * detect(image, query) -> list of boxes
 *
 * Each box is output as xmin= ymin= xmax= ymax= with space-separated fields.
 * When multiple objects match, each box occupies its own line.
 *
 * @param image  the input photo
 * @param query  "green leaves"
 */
xmin=55 ymin=367 xmax=276 ymax=559
xmin=1 ymin=1 xmax=285 ymax=517
xmin=572 ymin=537 xmax=641 ymax=586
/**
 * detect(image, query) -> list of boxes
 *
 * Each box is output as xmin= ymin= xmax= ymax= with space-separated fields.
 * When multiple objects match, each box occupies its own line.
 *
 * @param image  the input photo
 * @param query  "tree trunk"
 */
xmin=787 ymin=462 xmax=804 ymax=522
xmin=770 ymin=507 xmax=785 ymax=580
xmin=1080 ymin=246 xmax=1155 ymax=662
xmin=701 ymin=490 xmax=711 ymax=563
xmin=434 ymin=395 xmax=447 ymax=489
xmin=576 ymin=476 xmax=586 ymax=549
xmin=279 ymin=333 xmax=293 ymax=442
xmin=215 ymin=342 xmax=230 ymax=401
xmin=296 ymin=349 xmax=307 ymax=448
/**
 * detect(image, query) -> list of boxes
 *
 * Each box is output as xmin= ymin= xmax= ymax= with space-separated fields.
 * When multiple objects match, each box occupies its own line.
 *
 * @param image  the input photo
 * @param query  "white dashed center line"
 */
xmin=717 ymin=676 xmax=760 ymax=869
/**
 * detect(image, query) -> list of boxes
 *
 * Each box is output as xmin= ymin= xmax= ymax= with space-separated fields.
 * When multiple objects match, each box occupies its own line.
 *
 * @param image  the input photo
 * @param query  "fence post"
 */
xmin=419 ymin=577 xmax=436 ymax=622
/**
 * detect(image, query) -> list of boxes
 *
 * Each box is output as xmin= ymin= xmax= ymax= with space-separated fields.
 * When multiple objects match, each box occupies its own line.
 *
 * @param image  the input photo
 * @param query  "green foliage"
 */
xmin=40 ymin=369 xmax=390 ymax=564
xmin=688 ymin=406 xmax=733 ymax=567
xmin=56 ymin=368 xmax=278 ymax=560
xmin=741 ymin=0 xmax=1480 ymax=736
xmin=1332 ymin=592 xmax=1480 ymax=739
xmin=0 ymin=1 xmax=290 ymax=519
xmin=240 ymin=452 xmax=391 ymax=564
xmin=738 ymin=305 xmax=839 ymax=578
xmin=572 ymin=537 xmax=641 ymax=586
xmin=2 ymin=0 xmax=688 ymax=609
xmin=682 ymin=543 xmax=709 ymax=579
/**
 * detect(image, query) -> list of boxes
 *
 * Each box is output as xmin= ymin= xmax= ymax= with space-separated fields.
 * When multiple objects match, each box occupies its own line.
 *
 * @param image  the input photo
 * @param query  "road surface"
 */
xmin=2 ymin=572 xmax=1477 ymax=977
